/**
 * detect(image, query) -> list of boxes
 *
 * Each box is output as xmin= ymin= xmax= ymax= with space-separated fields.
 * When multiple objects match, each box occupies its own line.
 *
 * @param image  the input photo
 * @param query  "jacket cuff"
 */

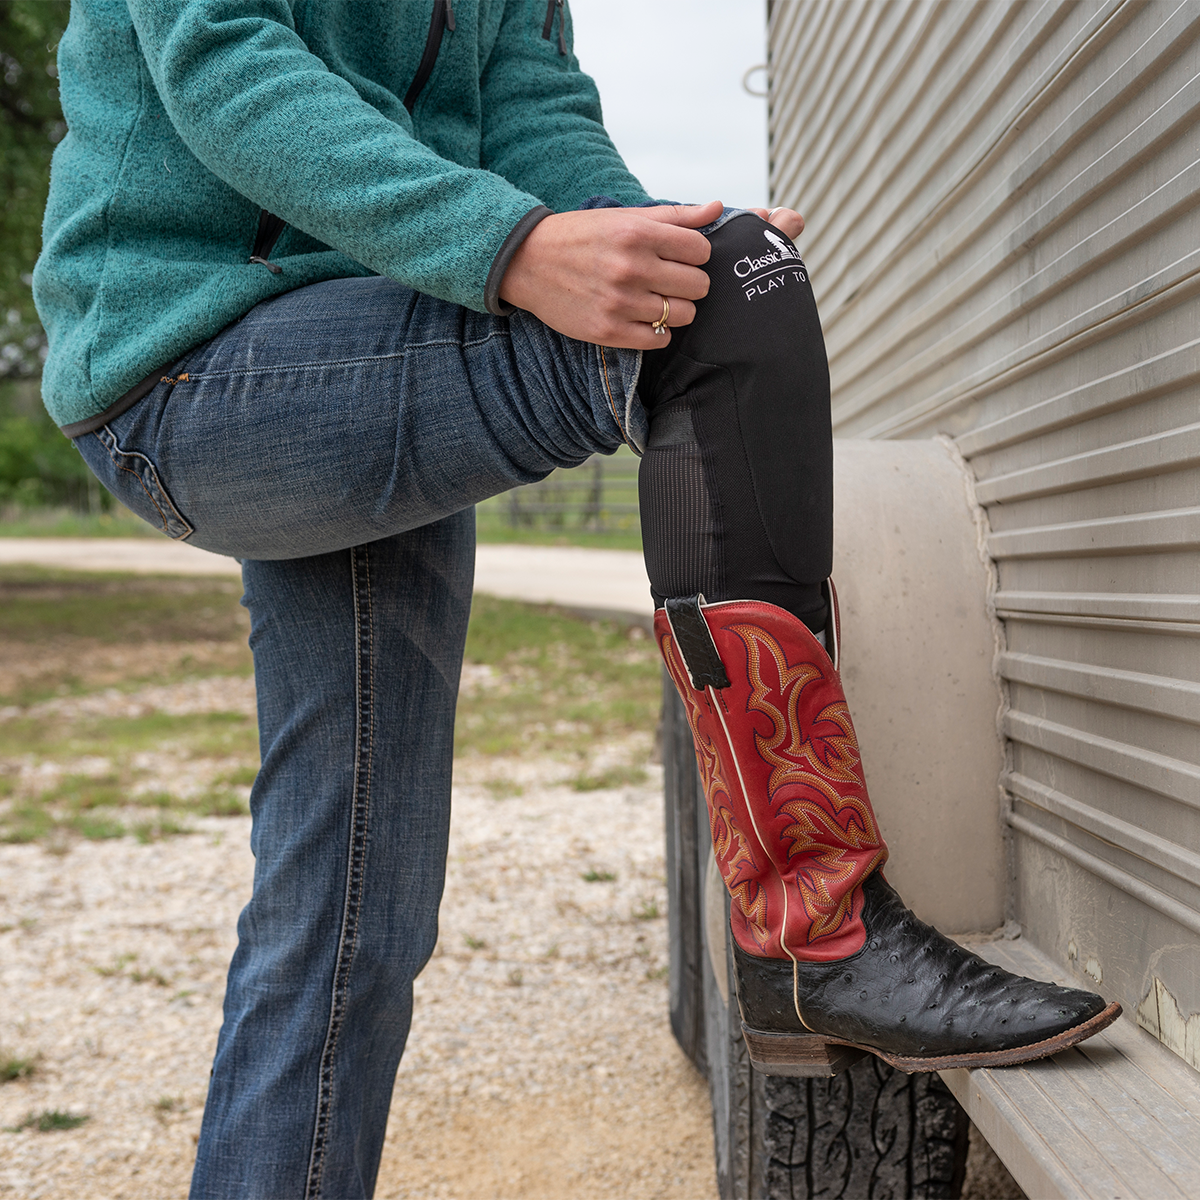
xmin=484 ymin=205 xmax=553 ymax=316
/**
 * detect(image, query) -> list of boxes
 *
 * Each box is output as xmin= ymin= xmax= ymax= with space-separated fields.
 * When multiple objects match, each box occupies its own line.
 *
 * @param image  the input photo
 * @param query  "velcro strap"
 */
xmin=664 ymin=595 xmax=730 ymax=691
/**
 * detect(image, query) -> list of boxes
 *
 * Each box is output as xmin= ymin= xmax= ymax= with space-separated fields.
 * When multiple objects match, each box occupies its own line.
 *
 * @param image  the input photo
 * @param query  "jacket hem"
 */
xmin=58 ymin=364 xmax=170 ymax=438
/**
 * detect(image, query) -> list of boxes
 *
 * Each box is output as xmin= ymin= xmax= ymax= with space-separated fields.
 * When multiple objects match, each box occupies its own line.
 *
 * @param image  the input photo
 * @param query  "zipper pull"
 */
xmin=444 ymin=0 xmax=455 ymax=33
xmin=556 ymin=0 xmax=566 ymax=55
xmin=249 ymin=255 xmax=283 ymax=275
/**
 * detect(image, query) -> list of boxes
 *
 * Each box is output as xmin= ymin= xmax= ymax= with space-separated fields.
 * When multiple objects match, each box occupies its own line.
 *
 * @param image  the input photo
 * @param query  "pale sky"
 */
xmin=567 ymin=0 xmax=770 ymax=208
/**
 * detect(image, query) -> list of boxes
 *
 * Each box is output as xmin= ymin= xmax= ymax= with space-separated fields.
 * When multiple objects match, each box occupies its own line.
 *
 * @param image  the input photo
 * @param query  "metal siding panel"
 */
xmin=769 ymin=0 xmax=1200 ymax=1072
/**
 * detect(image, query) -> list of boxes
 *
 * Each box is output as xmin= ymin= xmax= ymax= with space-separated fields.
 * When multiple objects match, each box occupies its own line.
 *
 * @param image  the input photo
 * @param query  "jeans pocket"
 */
xmin=89 ymin=425 xmax=194 ymax=540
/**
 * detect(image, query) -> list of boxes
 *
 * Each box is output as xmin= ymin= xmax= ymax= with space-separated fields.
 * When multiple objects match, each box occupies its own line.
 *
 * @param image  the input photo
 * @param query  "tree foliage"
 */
xmin=0 ymin=393 xmax=99 ymax=509
xmin=0 ymin=369 xmax=97 ymax=511
xmin=1 ymin=0 xmax=70 ymax=377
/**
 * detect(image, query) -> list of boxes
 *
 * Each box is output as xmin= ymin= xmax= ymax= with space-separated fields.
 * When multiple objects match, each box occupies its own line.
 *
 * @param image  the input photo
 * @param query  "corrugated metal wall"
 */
xmin=767 ymin=0 xmax=1200 ymax=1070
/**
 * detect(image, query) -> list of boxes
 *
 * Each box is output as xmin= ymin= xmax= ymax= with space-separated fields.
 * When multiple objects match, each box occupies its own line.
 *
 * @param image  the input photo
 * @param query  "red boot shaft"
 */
xmin=656 ymin=593 xmax=888 ymax=963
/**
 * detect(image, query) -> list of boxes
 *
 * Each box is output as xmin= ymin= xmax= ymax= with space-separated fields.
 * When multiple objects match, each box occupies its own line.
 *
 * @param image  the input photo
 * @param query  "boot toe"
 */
xmin=735 ymin=873 xmax=1115 ymax=1067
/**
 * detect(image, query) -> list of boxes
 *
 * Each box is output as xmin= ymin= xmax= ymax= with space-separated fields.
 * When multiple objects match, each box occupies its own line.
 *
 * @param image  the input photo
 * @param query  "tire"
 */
xmin=664 ymin=668 xmax=709 ymax=1076
xmin=664 ymin=683 xmax=970 ymax=1199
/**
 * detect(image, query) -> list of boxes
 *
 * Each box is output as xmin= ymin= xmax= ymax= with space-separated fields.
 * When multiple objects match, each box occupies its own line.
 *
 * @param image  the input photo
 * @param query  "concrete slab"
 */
xmin=0 ymin=538 xmax=654 ymax=620
xmin=475 ymin=544 xmax=652 ymax=622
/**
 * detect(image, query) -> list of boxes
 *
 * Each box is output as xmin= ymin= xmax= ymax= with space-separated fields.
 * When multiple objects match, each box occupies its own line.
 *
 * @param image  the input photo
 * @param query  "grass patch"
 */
xmin=214 ymin=764 xmax=258 ymax=787
xmin=581 ymin=869 xmax=617 ymax=883
xmin=571 ymin=765 xmax=648 ymax=792
xmin=0 ymin=577 xmax=658 ymax=847
xmin=152 ymin=1096 xmax=185 ymax=1119
xmin=482 ymin=777 xmax=522 ymax=800
xmin=475 ymin=446 xmax=641 ymax=551
xmin=93 ymin=954 xmax=170 ymax=985
xmin=4 ymin=1110 xmax=90 ymax=1133
xmin=0 ymin=1055 xmax=35 ymax=1083
xmin=93 ymin=954 xmax=136 ymax=978
xmin=456 ymin=595 xmax=659 ymax=760
xmin=133 ymin=815 xmax=192 ymax=843
xmin=67 ymin=813 xmax=125 ymax=840
xmin=128 ymin=966 xmax=171 ymax=986
xmin=0 ymin=801 xmax=55 ymax=844
xmin=474 ymin=521 xmax=642 ymax=552
xmin=0 ymin=564 xmax=252 ymax=706
xmin=0 ymin=565 xmax=261 ymax=846
xmin=0 ymin=565 xmax=247 ymax=645
xmin=44 ymin=774 xmax=125 ymax=810
xmin=182 ymin=789 xmax=249 ymax=817
xmin=0 ymin=710 xmax=256 ymax=761
xmin=0 ymin=709 xmax=257 ymax=844
xmin=0 ymin=507 xmax=158 ymax=539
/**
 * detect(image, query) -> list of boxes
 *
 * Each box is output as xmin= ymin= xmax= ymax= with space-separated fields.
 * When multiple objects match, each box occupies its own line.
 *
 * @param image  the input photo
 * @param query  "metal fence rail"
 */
xmin=478 ymin=448 xmax=640 ymax=535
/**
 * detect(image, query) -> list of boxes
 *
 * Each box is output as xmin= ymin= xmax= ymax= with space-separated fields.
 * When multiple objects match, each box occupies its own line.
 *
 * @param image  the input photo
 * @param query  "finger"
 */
xmin=642 ymin=222 xmax=713 ymax=268
xmin=637 ymin=200 xmax=724 ymax=229
xmin=601 ymin=320 xmax=675 ymax=351
xmin=635 ymin=294 xmax=697 ymax=328
xmin=649 ymin=260 xmax=710 ymax=302
xmin=664 ymin=297 xmax=696 ymax=327
xmin=768 ymin=208 xmax=805 ymax=239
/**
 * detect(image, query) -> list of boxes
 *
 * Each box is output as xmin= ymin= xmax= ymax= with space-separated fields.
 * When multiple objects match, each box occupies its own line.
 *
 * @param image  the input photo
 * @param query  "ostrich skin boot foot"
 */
xmin=733 ymin=872 xmax=1121 ymax=1076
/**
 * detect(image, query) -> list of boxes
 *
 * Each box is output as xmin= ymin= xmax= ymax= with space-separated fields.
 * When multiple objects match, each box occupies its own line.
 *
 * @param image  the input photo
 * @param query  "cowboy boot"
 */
xmin=657 ymin=588 xmax=1122 ymax=1075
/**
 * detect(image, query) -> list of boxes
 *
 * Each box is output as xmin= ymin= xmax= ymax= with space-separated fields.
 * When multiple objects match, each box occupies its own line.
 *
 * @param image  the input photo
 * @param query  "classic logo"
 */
xmin=734 ymin=228 xmax=801 ymax=278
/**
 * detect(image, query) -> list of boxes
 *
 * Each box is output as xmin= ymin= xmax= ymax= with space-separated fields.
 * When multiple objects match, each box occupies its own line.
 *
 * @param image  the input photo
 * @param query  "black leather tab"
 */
xmin=665 ymin=595 xmax=730 ymax=690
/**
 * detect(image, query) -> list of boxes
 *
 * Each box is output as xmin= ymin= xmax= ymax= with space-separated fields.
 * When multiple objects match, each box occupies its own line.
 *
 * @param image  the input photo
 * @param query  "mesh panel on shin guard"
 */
xmin=638 ymin=212 xmax=833 ymax=633
xmin=638 ymin=405 xmax=721 ymax=602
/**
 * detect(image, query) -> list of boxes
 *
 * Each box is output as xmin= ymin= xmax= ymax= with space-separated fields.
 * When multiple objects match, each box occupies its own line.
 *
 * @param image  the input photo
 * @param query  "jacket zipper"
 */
xmin=542 ymin=0 xmax=566 ymax=55
xmin=251 ymin=0 xmax=456 ymax=271
xmin=404 ymin=0 xmax=455 ymax=113
xmin=249 ymin=209 xmax=285 ymax=274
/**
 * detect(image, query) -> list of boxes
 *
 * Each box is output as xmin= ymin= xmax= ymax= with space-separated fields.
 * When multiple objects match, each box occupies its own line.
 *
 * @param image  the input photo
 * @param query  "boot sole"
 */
xmin=742 ymin=999 xmax=1123 ymax=1076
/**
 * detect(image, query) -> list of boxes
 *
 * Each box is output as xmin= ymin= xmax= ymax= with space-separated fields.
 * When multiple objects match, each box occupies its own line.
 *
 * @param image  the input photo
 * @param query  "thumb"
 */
xmin=638 ymin=200 xmax=724 ymax=228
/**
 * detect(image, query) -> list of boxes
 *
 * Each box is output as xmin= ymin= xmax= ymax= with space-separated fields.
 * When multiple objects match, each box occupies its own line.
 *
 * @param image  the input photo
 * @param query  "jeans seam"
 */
xmin=93 ymin=426 xmax=194 ymax=540
xmin=599 ymin=345 xmax=637 ymax=453
xmin=183 ymin=331 xmax=513 ymax=383
xmin=305 ymin=545 xmax=374 ymax=1199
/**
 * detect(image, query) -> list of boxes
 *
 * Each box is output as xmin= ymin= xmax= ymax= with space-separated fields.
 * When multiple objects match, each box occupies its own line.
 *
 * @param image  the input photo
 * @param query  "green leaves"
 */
xmin=0 ymin=2 xmax=70 ymax=372
xmin=0 ymin=402 xmax=98 ymax=508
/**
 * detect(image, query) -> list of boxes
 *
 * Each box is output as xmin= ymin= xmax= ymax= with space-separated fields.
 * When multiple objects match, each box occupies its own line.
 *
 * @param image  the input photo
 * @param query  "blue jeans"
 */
xmin=75 ymin=275 xmax=646 ymax=1199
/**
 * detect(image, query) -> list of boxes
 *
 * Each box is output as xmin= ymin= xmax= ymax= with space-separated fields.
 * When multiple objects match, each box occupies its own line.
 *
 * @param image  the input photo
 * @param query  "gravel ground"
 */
xmin=0 ymin=715 xmax=714 ymax=1199
xmin=0 ymin=676 xmax=1021 ymax=1199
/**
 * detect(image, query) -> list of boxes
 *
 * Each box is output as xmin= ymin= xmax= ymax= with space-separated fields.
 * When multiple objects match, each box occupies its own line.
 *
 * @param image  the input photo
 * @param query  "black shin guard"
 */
xmin=638 ymin=212 xmax=832 ymax=633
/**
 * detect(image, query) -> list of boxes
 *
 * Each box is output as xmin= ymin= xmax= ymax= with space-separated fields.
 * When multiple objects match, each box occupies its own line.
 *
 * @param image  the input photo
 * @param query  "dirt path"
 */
xmin=0 ymin=540 xmax=654 ymax=623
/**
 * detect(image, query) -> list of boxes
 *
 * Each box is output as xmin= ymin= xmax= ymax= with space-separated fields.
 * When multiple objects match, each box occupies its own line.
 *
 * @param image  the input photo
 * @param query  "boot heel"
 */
xmin=742 ymin=1025 xmax=867 ymax=1077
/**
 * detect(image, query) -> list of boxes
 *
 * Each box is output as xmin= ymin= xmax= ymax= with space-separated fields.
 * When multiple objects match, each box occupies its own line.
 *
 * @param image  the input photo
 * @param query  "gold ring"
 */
xmin=651 ymin=295 xmax=670 ymax=335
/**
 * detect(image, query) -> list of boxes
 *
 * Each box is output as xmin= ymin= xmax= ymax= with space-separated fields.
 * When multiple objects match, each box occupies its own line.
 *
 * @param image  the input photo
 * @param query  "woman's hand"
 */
xmin=748 ymin=206 xmax=805 ymax=240
xmin=499 ymin=200 xmax=722 ymax=349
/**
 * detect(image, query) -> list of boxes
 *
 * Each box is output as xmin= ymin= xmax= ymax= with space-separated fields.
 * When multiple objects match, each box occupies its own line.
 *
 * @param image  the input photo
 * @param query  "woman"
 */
xmin=35 ymin=2 xmax=1116 ymax=1196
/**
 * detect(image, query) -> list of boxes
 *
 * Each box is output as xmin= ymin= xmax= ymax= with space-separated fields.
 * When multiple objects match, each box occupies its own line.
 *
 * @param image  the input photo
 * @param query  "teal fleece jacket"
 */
xmin=33 ymin=0 xmax=650 ymax=430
